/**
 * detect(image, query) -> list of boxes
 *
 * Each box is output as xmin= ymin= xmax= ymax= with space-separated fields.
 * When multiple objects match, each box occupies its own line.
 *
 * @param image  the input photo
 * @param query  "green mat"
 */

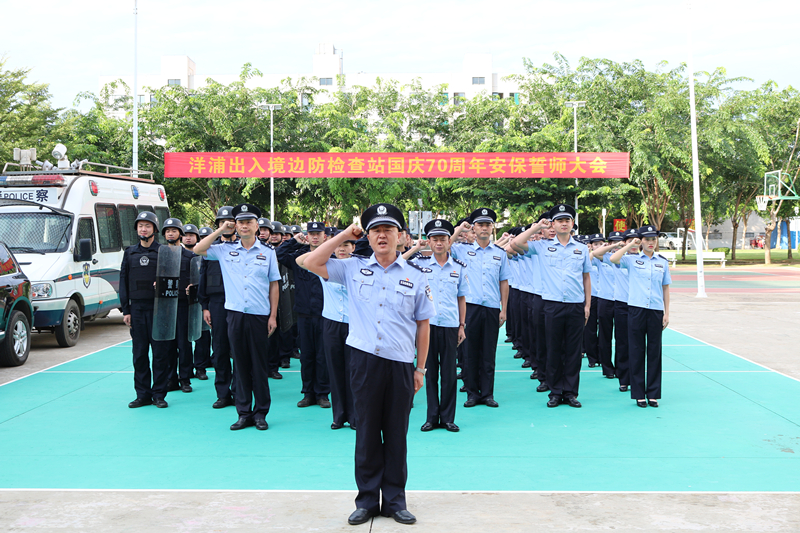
xmin=0 ymin=328 xmax=798 ymax=491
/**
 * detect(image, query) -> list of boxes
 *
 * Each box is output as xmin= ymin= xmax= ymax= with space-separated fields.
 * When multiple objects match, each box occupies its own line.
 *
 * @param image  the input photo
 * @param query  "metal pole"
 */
xmin=573 ymin=105 xmax=579 ymax=228
xmin=132 ymin=0 xmax=138 ymax=176
xmin=687 ymin=1 xmax=707 ymax=298
xmin=270 ymin=107 xmax=274 ymax=221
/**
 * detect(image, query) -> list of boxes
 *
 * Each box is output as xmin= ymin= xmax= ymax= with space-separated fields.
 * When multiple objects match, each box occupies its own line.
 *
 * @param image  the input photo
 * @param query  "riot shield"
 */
xmin=278 ymin=264 xmax=296 ymax=333
xmin=187 ymin=255 xmax=203 ymax=342
xmin=152 ymin=245 xmax=181 ymax=341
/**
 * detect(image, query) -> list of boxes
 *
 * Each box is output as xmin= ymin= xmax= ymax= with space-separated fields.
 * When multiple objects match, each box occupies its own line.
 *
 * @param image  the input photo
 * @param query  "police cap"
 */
xmin=424 ymin=218 xmax=454 ymax=237
xmin=361 ymin=203 xmax=405 ymax=231
xmin=307 ymin=221 xmax=325 ymax=233
xmin=215 ymin=206 xmax=234 ymax=225
xmin=589 ymin=233 xmax=606 ymax=243
xmin=456 ymin=217 xmax=470 ymax=227
xmin=608 ymin=230 xmax=624 ymax=242
xmin=134 ymin=211 xmax=159 ymax=232
xmin=537 ymin=212 xmax=551 ymax=223
xmin=623 ymin=228 xmax=639 ymax=240
xmin=550 ymin=203 xmax=576 ymax=220
xmin=162 ymin=217 xmax=185 ymax=236
xmin=508 ymin=226 xmax=523 ymax=237
xmin=183 ymin=224 xmax=200 ymax=237
xmin=637 ymin=225 xmax=660 ymax=238
xmin=469 ymin=207 xmax=497 ymax=224
xmin=232 ymin=204 xmax=260 ymax=221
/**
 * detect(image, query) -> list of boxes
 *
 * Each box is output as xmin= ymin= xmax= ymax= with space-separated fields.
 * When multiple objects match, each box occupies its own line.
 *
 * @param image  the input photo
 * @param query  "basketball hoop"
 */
xmin=756 ymin=195 xmax=770 ymax=212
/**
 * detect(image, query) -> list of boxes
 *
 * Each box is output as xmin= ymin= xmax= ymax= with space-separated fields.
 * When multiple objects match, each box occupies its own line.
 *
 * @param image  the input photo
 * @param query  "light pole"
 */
xmin=565 ymin=101 xmax=585 ymax=228
xmin=602 ymin=208 xmax=607 ymax=237
xmin=257 ymin=104 xmax=282 ymax=220
xmin=132 ymin=0 xmax=138 ymax=176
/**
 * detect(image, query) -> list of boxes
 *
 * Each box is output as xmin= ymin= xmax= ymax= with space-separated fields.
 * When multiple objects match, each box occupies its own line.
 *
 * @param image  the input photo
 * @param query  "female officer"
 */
xmin=610 ymin=226 xmax=671 ymax=408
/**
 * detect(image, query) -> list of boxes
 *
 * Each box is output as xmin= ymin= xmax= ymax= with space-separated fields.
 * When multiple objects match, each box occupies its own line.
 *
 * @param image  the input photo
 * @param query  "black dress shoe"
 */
xmin=530 ymin=370 xmax=538 ymax=380
xmin=521 ymin=360 xmax=531 ymax=368
xmin=536 ymin=383 xmax=550 ymax=393
xmin=254 ymin=419 xmax=268 ymax=430
xmin=648 ymin=399 xmax=659 ymax=408
xmin=128 ymin=398 xmax=152 ymax=408
xmin=269 ymin=371 xmax=283 ymax=379
xmin=331 ymin=422 xmax=344 ymax=430
xmin=318 ymin=397 xmax=331 ymax=408
xmin=291 ymin=349 xmax=301 ymax=359
xmin=504 ymin=337 xmax=513 ymax=343
xmin=513 ymin=351 xmax=523 ymax=359
xmin=230 ymin=417 xmax=254 ymax=430
xmin=588 ymin=362 xmax=598 ymax=368
xmin=297 ymin=397 xmax=313 ymax=408
xmin=443 ymin=422 xmax=460 ymax=432
xmin=213 ymin=396 xmax=233 ymax=409
xmin=604 ymin=374 xmax=616 ymax=379
xmin=153 ymin=398 xmax=168 ymax=408
xmin=463 ymin=398 xmax=477 ymax=408
xmin=387 ymin=510 xmax=417 ymax=524
xmin=619 ymin=385 xmax=629 ymax=392
xmin=348 ymin=508 xmax=376 ymax=525
xmin=196 ymin=369 xmax=208 ymax=380
xmin=636 ymin=400 xmax=648 ymax=408
xmin=180 ymin=382 xmax=192 ymax=393
xmin=459 ymin=385 xmax=466 ymax=392
xmin=457 ymin=372 xmax=463 ymax=380
xmin=484 ymin=399 xmax=499 ymax=408
xmin=280 ymin=359 xmax=290 ymax=368
xmin=420 ymin=422 xmax=436 ymax=432
xmin=349 ymin=424 xmax=357 ymax=430
xmin=565 ymin=397 xmax=582 ymax=408
xmin=547 ymin=397 xmax=561 ymax=408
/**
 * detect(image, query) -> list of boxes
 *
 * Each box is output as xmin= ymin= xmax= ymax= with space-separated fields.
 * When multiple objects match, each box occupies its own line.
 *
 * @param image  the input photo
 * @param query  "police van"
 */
xmin=0 ymin=146 xmax=170 ymax=346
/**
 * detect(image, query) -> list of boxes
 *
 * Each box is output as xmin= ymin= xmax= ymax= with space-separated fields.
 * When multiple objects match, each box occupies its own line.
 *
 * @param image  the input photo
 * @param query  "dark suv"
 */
xmin=0 ymin=243 xmax=33 ymax=366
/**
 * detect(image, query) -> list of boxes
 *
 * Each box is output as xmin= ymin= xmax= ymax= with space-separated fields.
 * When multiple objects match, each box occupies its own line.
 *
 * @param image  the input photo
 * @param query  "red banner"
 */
xmin=164 ymin=152 xmax=629 ymax=179
xmin=613 ymin=219 xmax=628 ymax=232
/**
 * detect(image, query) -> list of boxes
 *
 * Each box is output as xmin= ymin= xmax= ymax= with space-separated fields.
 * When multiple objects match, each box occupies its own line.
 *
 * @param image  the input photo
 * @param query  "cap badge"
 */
xmin=222 ymin=210 xmax=229 ymax=215
xmin=167 ymin=219 xmax=173 ymax=224
xmin=481 ymin=209 xmax=488 ymax=215
xmin=435 ymin=220 xmax=441 ymax=227
xmin=377 ymin=205 xmax=387 ymax=215
xmin=559 ymin=205 xmax=565 ymax=212
xmin=139 ymin=213 xmax=146 ymax=218
xmin=242 ymin=205 xmax=248 ymax=212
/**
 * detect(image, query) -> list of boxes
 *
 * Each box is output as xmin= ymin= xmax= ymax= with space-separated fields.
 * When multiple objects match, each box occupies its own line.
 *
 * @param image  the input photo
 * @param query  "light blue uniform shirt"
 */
xmin=605 ymin=253 xmax=631 ymax=303
xmin=206 ymin=240 xmax=281 ymax=316
xmin=507 ymin=259 xmax=519 ymax=289
xmin=321 ymin=276 xmax=349 ymax=323
xmin=515 ymin=253 xmax=535 ymax=294
xmin=414 ymin=254 xmax=469 ymax=328
xmin=325 ymin=253 xmax=436 ymax=363
xmin=594 ymin=254 xmax=616 ymax=300
xmin=451 ymin=242 xmax=510 ymax=309
xmin=526 ymin=238 xmax=591 ymax=304
xmin=531 ymin=251 xmax=544 ymax=295
xmin=589 ymin=257 xmax=600 ymax=297
xmin=619 ymin=252 xmax=672 ymax=311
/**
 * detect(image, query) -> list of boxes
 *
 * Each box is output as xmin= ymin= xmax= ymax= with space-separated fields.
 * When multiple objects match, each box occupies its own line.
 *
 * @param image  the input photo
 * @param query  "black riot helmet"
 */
xmin=182 ymin=224 xmax=200 ymax=237
xmin=134 ymin=211 xmax=159 ymax=241
xmin=161 ymin=217 xmax=185 ymax=244
xmin=215 ymin=206 xmax=235 ymax=226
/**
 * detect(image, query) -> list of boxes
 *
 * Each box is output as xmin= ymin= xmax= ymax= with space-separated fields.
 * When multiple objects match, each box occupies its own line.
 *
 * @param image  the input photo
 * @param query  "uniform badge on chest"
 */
xmin=493 ymin=256 xmax=501 ymax=261
xmin=547 ymin=247 xmax=557 ymax=252
xmin=635 ymin=260 xmax=645 ymax=265
xmin=450 ymin=272 xmax=459 ymax=278
xmin=399 ymin=279 xmax=413 ymax=289
xmin=229 ymin=251 xmax=239 ymax=256
xmin=257 ymin=254 xmax=266 ymax=260
xmin=139 ymin=256 xmax=149 ymax=266
xmin=360 ymin=268 xmax=373 ymax=276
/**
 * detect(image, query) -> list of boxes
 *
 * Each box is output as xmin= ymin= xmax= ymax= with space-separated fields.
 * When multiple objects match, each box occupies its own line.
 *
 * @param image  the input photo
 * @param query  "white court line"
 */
xmin=0 ymin=340 xmax=129 ymax=388
xmin=40 ymin=370 xmax=302 ymax=374
xmin=495 ymin=370 xmax=772 ymax=373
xmin=669 ymin=327 xmax=800 ymax=384
xmin=0 ymin=488 xmax=797 ymax=495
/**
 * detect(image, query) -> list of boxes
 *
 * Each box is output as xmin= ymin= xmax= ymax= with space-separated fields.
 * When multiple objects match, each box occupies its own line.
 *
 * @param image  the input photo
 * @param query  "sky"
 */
xmin=1 ymin=0 xmax=798 ymax=111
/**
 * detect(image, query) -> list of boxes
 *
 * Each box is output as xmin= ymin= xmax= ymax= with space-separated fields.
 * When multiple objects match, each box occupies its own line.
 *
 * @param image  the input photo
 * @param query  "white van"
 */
xmin=0 ymin=155 xmax=170 ymax=346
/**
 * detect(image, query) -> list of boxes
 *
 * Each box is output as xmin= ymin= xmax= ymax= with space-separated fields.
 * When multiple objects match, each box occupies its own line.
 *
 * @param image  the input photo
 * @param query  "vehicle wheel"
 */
xmin=669 ymin=242 xmax=676 ymax=250
xmin=55 ymin=299 xmax=81 ymax=347
xmin=0 ymin=311 xmax=31 ymax=366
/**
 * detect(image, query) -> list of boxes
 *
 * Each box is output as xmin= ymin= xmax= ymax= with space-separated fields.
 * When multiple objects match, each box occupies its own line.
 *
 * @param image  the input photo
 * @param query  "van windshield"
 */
xmin=0 ymin=212 xmax=71 ymax=253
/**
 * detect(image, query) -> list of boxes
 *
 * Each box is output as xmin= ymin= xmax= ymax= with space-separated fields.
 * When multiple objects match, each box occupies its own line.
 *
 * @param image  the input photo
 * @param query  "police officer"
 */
xmin=407 ymin=219 xmax=468 ymax=432
xmin=584 ymin=233 xmax=605 ymax=371
xmin=611 ymin=226 xmax=671 ymax=408
xmin=450 ymin=208 xmax=509 ymax=409
xmin=512 ymin=226 xmax=537 ymax=371
xmin=121 ymin=211 xmax=171 ymax=409
xmin=269 ymin=221 xmax=284 ymax=247
xmin=277 ymin=221 xmax=331 ymax=408
xmin=161 ymin=218 xmax=196 ymax=394
xmin=527 ymin=214 xmax=557 ymax=392
xmin=505 ymin=228 xmax=523 ymax=358
xmin=304 ymin=203 xmax=435 ymax=526
xmin=512 ymin=204 xmax=591 ymax=408
xmin=198 ymin=208 xmax=237 ymax=409
xmin=590 ymin=232 xmax=617 ymax=380
xmin=194 ymin=204 xmax=282 ymax=430
xmin=183 ymin=223 xmax=211 ymax=380
xmin=270 ymin=221 xmax=297 ymax=368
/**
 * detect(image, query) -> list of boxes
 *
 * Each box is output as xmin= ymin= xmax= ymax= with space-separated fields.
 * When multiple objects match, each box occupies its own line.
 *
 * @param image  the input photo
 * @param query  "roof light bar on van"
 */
xmin=0 ymin=175 xmax=66 ymax=186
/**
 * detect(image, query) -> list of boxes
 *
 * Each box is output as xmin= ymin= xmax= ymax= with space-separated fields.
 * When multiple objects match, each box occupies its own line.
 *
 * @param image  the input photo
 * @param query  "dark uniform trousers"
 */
xmin=168 ymin=302 xmax=194 ymax=385
xmin=193 ymin=329 xmax=212 ymax=371
xmin=464 ymin=303 xmax=500 ymax=403
xmin=507 ymin=287 xmax=520 ymax=347
xmin=532 ymin=294 xmax=547 ymax=384
xmin=519 ymin=291 xmax=536 ymax=366
xmin=278 ymin=325 xmax=294 ymax=363
xmin=209 ymin=298 xmax=233 ymax=400
xmin=322 ymin=318 xmax=355 ymax=427
xmin=614 ymin=301 xmax=630 ymax=387
xmin=627 ymin=306 xmax=663 ymax=400
xmin=597 ymin=298 xmax=616 ymax=377
xmin=544 ymin=301 xmax=584 ymax=400
xmin=227 ymin=310 xmax=271 ymax=420
xmin=298 ymin=314 xmax=330 ymax=399
xmin=425 ymin=325 xmax=458 ymax=425
xmin=350 ymin=348 xmax=414 ymax=515
xmin=583 ymin=296 xmax=599 ymax=364
xmin=130 ymin=300 xmax=171 ymax=400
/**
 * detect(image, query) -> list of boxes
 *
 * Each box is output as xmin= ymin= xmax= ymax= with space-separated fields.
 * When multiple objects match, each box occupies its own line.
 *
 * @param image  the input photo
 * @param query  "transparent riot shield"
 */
xmin=152 ymin=245 xmax=181 ymax=341
xmin=187 ymin=255 xmax=203 ymax=342
xmin=278 ymin=264 xmax=296 ymax=333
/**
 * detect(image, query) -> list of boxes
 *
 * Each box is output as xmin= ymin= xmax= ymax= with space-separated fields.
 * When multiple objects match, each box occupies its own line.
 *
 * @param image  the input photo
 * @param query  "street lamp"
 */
xmin=565 ymin=101 xmax=586 ymax=227
xmin=256 ymin=104 xmax=282 ymax=220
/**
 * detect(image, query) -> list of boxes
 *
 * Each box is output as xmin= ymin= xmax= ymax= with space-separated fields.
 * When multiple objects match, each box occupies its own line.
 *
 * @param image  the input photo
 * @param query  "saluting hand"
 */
xmin=221 ymin=220 xmax=235 ymax=233
xmin=343 ymin=223 xmax=364 ymax=241
xmin=459 ymin=221 xmax=472 ymax=231
xmin=294 ymin=232 xmax=307 ymax=244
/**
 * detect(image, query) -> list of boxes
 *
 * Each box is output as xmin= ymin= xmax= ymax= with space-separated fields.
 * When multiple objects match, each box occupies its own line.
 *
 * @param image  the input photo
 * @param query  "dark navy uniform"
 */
xmin=199 ymin=239 xmax=234 ymax=406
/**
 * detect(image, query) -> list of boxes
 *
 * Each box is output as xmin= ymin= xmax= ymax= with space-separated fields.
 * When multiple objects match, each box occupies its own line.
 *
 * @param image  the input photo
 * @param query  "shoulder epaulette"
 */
xmin=416 ymin=254 xmax=432 ymax=260
xmin=350 ymin=252 xmax=371 ymax=259
xmin=453 ymin=258 xmax=467 ymax=268
xmin=657 ymin=254 xmax=668 ymax=261
xmin=407 ymin=260 xmax=432 ymax=273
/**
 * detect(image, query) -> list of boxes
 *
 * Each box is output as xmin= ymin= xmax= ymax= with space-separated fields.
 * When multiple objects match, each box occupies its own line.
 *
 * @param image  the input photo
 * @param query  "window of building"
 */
xmin=320 ymin=78 xmax=333 ymax=86
xmin=472 ymin=77 xmax=485 ymax=85
xmin=95 ymin=204 xmax=122 ymax=252
xmin=509 ymin=93 xmax=520 ymax=105
xmin=492 ymin=92 xmax=503 ymax=101
xmin=439 ymin=92 xmax=449 ymax=106
xmin=167 ymin=79 xmax=181 ymax=86
xmin=76 ymin=218 xmax=97 ymax=255
xmin=118 ymin=205 xmax=139 ymax=248
xmin=150 ymin=95 xmax=157 ymax=103
xmin=453 ymin=92 xmax=465 ymax=105
xmin=300 ymin=93 xmax=311 ymax=108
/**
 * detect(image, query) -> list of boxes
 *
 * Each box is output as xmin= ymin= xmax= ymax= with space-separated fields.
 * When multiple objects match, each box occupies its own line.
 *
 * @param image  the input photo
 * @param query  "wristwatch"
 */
xmin=415 ymin=367 xmax=427 ymax=375
xmin=459 ymin=322 xmax=466 ymax=328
